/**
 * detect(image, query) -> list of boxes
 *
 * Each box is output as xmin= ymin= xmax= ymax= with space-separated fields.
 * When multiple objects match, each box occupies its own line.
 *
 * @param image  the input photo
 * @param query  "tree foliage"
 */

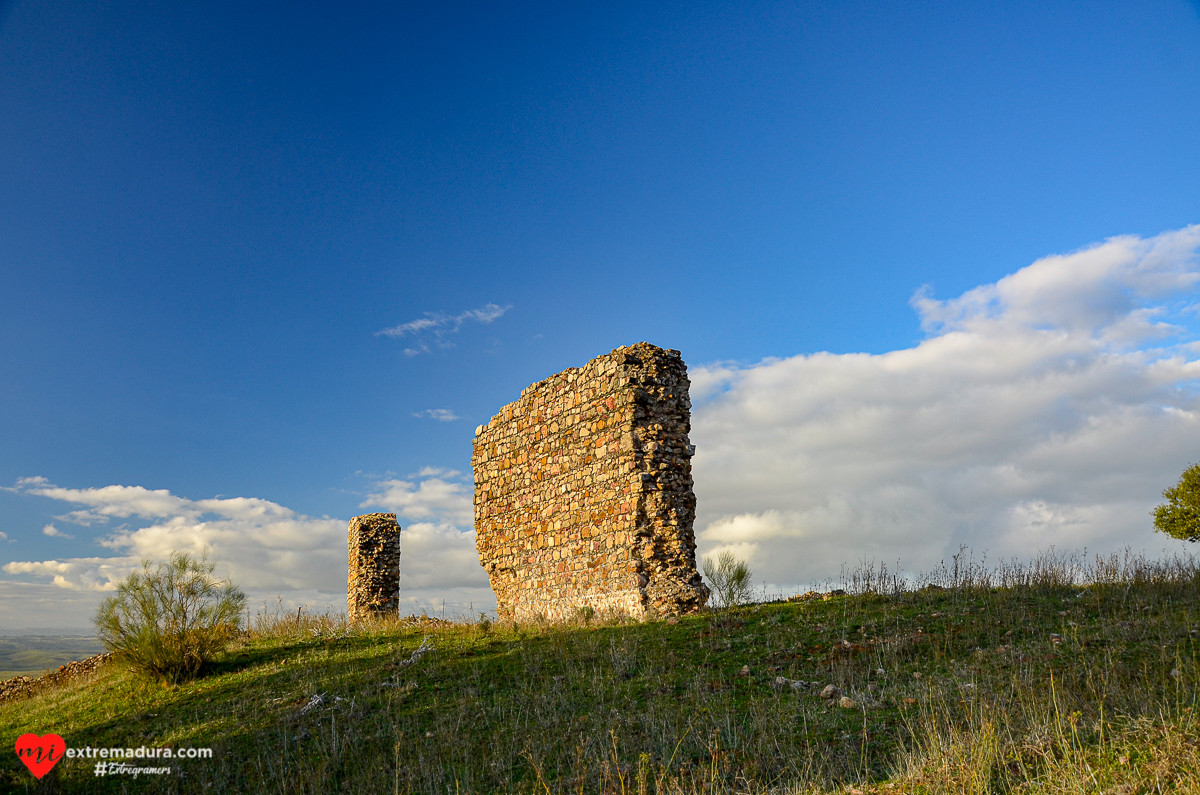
xmin=1153 ymin=463 xmax=1200 ymax=542
xmin=702 ymin=550 xmax=754 ymax=608
xmin=95 ymin=552 xmax=246 ymax=684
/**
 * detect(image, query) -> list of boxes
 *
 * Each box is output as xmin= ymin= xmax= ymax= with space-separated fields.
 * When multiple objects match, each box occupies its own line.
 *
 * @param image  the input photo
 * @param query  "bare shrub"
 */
xmin=702 ymin=550 xmax=754 ymax=608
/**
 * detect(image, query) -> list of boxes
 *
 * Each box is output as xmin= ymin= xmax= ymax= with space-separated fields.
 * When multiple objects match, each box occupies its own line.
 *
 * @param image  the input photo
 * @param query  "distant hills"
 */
xmin=0 ymin=634 xmax=104 ymax=679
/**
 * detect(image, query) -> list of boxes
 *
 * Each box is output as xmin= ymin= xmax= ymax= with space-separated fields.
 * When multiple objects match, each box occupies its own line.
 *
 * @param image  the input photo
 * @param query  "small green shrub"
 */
xmin=701 ymin=550 xmax=754 ymax=608
xmin=94 ymin=552 xmax=246 ymax=684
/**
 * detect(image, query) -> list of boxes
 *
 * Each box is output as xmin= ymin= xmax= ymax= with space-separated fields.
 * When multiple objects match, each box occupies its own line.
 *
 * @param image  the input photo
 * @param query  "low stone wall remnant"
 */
xmin=0 ymin=653 xmax=113 ymax=703
xmin=348 ymin=512 xmax=401 ymax=622
xmin=473 ymin=342 xmax=708 ymax=621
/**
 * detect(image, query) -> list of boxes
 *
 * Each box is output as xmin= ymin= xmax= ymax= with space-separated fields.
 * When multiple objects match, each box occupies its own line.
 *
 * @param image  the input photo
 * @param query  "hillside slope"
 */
xmin=3 ymin=551 xmax=1199 ymax=794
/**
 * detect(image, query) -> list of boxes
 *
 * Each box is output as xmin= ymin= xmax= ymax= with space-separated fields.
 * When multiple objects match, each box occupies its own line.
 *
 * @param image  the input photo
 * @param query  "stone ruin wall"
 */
xmin=473 ymin=342 xmax=709 ymax=621
xmin=348 ymin=512 xmax=401 ymax=622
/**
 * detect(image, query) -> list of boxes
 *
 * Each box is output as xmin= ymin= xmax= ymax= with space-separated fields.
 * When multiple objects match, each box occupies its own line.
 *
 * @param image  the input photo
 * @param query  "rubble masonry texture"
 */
xmin=347 ymin=512 xmax=400 ymax=622
xmin=473 ymin=342 xmax=709 ymax=620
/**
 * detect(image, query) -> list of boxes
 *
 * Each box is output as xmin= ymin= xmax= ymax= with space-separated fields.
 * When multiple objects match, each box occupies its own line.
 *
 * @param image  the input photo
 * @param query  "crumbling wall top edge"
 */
xmin=472 ymin=343 xmax=684 ymax=441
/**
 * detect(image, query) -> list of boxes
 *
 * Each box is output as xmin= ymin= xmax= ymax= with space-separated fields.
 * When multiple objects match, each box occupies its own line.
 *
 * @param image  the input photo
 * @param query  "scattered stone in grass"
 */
xmin=820 ymin=684 xmax=841 ymax=700
xmin=912 ymin=672 xmax=922 ymax=680
xmin=774 ymin=676 xmax=809 ymax=690
xmin=396 ymin=637 xmax=435 ymax=669
xmin=875 ymin=668 xmax=885 ymax=675
xmin=666 ymin=617 xmax=678 ymax=625
xmin=740 ymin=665 xmax=750 ymax=676
xmin=300 ymin=693 xmax=326 ymax=715
xmin=838 ymin=696 xmax=857 ymax=709
xmin=0 ymin=652 xmax=114 ymax=703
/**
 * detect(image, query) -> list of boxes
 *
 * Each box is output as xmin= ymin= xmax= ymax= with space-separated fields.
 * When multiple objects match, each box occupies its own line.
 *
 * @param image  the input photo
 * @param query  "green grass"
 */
xmin=3 ymin=548 xmax=1200 ymax=794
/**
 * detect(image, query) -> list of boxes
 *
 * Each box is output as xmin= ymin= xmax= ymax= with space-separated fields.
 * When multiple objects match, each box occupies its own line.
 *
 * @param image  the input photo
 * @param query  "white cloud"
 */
xmin=395 ymin=522 xmax=488 ymax=590
xmin=360 ymin=475 xmax=474 ymax=526
xmin=413 ymin=408 xmax=461 ymax=422
xmin=418 ymin=467 xmax=460 ymax=478
xmin=0 ymin=581 xmax=122 ymax=631
xmin=5 ymin=480 xmax=346 ymax=594
xmin=3 ymin=556 xmax=136 ymax=591
xmin=41 ymin=524 xmax=74 ymax=540
xmin=377 ymin=303 xmax=511 ymax=356
xmin=3 ymin=471 xmax=490 ymax=617
xmin=56 ymin=510 xmax=109 ymax=526
xmin=690 ymin=225 xmax=1200 ymax=588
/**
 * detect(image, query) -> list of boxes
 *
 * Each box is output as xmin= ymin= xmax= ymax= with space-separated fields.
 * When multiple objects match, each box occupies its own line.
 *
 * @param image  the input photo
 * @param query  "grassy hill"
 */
xmin=3 ymin=549 xmax=1199 ymax=794
xmin=0 ymin=636 xmax=106 ymax=681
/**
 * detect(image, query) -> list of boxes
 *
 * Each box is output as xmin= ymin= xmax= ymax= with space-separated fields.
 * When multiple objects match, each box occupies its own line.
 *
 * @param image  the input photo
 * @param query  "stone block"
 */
xmin=473 ymin=342 xmax=708 ymax=620
xmin=348 ymin=512 xmax=400 ymax=622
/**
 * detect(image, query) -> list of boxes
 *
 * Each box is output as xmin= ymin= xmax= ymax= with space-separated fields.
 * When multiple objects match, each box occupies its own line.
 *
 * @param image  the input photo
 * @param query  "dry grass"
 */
xmin=3 ymin=548 xmax=1199 ymax=794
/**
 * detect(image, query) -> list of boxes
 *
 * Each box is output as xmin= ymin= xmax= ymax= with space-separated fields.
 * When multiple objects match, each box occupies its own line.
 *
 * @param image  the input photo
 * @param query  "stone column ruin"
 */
xmin=473 ymin=342 xmax=709 ymax=621
xmin=347 ymin=512 xmax=401 ymax=622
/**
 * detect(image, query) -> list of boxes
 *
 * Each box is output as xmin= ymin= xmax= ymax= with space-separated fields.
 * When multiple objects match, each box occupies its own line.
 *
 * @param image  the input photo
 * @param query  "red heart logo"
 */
xmin=14 ymin=733 xmax=65 ymax=779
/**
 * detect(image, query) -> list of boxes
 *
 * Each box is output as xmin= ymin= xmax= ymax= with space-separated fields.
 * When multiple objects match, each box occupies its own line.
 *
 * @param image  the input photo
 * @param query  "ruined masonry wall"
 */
xmin=348 ymin=513 xmax=400 ymax=623
xmin=473 ymin=342 xmax=708 ymax=621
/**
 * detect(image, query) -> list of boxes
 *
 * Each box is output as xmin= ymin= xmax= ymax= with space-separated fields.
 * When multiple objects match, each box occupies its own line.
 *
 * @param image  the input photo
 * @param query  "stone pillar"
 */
xmin=347 ymin=513 xmax=400 ymax=623
xmin=473 ymin=342 xmax=709 ymax=621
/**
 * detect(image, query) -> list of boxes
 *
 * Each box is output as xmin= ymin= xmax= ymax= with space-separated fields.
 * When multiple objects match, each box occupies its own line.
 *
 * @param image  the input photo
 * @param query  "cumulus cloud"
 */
xmin=689 ymin=225 xmax=1200 ymax=588
xmin=55 ymin=510 xmax=109 ymax=526
xmin=413 ymin=408 xmax=461 ymax=422
xmin=4 ymin=479 xmax=346 ymax=593
xmin=41 ymin=524 xmax=74 ymax=540
xmin=395 ymin=522 xmax=487 ymax=590
xmin=377 ymin=303 xmax=511 ymax=356
xmin=360 ymin=472 xmax=474 ymax=526
xmin=2 ymin=470 xmax=491 ymax=620
xmin=356 ymin=470 xmax=487 ymax=600
xmin=4 ymin=556 xmax=135 ymax=591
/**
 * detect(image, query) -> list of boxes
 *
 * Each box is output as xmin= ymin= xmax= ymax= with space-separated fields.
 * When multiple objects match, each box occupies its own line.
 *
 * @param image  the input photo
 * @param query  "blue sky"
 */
xmin=2 ymin=0 xmax=1199 ymax=628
